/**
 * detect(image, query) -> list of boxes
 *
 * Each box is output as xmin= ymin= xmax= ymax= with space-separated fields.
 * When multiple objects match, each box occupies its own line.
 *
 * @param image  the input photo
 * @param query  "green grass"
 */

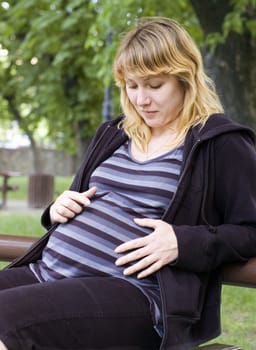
xmin=7 ymin=175 xmax=73 ymax=200
xmin=202 ymin=285 xmax=256 ymax=349
xmin=0 ymin=212 xmax=45 ymax=269
xmin=0 ymin=212 xmax=44 ymax=237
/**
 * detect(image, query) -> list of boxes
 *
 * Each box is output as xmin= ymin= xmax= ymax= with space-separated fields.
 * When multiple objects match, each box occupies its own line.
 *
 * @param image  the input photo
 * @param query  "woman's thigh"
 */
xmin=0 ymin=275 xmax=161 ymax=350
xmin=0 ymin=266 xmax=38 ymax=290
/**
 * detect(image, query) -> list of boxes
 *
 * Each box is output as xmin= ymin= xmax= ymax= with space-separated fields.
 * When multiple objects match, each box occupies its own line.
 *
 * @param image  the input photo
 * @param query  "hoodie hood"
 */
xmin=182 ymin=113 xmax=256 ymax=163
xmin=109 ymin=112 xmax=256 ymax=145
xmin=192 ymin=113 xmax=256 ymax=143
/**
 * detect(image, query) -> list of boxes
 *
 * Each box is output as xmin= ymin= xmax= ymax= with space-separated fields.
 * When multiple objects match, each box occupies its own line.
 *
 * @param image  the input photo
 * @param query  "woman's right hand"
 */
xmin=49 ymin=187 xmax=97 ymax=224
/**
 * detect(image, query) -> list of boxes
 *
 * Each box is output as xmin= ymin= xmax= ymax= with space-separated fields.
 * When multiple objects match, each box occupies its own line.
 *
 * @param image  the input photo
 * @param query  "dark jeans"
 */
xmin=0 ymin=266 xmax=161 ymax=350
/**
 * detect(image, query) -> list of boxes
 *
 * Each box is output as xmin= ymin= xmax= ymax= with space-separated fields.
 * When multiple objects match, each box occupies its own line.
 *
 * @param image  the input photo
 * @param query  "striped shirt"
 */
xmin=30 ymin=140 xmax=183 ymax=335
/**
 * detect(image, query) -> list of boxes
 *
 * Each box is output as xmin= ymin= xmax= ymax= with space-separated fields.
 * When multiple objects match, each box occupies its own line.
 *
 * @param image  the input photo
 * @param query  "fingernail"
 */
xmin=116 ymin=258 xmax=124 ymax=266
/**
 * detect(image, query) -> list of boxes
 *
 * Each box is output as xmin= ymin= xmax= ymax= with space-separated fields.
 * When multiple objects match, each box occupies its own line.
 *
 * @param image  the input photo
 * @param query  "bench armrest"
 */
xmin=0 ymin=234 xmax=37 ymax=261
xmin=221 ymin=257 xmax=256 ymax=288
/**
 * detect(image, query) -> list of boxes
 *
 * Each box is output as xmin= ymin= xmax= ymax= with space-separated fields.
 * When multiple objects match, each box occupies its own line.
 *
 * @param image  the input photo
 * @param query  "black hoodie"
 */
xmin=8 ymin=113 xmax=256 ymax=349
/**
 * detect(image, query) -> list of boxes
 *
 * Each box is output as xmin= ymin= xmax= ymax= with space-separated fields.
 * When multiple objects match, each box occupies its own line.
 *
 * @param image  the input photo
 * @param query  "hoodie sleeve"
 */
xmin=173 ymin=131 xmax=256 ymax=272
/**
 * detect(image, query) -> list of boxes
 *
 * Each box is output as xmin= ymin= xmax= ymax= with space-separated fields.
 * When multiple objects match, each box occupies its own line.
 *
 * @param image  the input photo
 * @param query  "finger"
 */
xmin=134 ymin=217 xmax=159 ymax=229
xmin=115 ymin=236 xmax=147 ymax=254
xmin=83 ymin=186 xmax=97 ymax=199
xmin=137 ymin=260 xmax=163 ymax=279
xmin=115 ymin=245 xmax=148 ymax=266
xmin=51 ymin=213 xmax=69 ymax=224
xmin=61 ymin=187 xmax=96 ymax=207
xmin=56 ymin=204 xmax=81 ymax=219
xmin=50 ymin=203 xmax=79 ymax=224
xmin=57 ymin=191 xmax=89 ymax=207
xmin=122 ymin=254 xmax=157 ymax=276
xmin=73 ymin=186 xmax=97 ymax=207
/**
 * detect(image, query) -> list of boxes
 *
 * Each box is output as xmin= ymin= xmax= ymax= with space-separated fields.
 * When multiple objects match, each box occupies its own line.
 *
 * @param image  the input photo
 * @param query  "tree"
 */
xmin=1 ymin=0 xmax=255 ymax=174
xmin=190 ymin=0 xmax=256 ymax=128
xmin=0 ymin=0 xmax=201 ymax=170
xmin=85 ymin=0 xmax=201 ymax=86
xmin=85 ymin=0 xmax=256 ymax=129
xmin=0 ymin=0 xmax=103 ymax=172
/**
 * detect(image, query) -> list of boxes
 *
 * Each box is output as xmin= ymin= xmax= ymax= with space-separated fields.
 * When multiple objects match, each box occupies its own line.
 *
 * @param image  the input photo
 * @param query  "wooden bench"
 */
xmin=0 ymin=234 xmax=37 ymax=261
xmin=0 ymin=234 xmax=255 ymax=350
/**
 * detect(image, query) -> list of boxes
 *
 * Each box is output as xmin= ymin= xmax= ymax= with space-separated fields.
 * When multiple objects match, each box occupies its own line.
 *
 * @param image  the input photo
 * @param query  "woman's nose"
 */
xmin=136 ymin=88 xmax=150 ymax=106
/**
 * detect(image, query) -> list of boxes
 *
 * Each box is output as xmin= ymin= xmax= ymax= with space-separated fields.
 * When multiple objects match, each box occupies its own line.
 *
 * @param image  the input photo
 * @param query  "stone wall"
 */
xmin=0 ymin=147 xmax=76 ymax=176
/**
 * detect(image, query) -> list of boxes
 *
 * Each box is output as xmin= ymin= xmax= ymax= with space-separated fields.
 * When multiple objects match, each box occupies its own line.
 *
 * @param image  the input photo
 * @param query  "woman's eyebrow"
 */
xmin=125 ymin=78 xmax=135 ymax=84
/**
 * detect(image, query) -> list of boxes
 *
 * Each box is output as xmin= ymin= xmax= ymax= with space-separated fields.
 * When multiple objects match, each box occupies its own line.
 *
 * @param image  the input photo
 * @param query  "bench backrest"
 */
xmin=0 ymin=234 xmax=255 ymax=288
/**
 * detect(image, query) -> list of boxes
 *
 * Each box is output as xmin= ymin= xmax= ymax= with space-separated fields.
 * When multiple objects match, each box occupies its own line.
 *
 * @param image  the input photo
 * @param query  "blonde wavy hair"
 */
xmin=113 ymin=17 xmax=224 ymax=150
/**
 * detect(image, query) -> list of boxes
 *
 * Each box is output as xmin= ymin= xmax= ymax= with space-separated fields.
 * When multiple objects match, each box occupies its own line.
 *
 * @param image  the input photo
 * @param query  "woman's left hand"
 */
xmin=115 ymin=218 xmax=178 ymax=279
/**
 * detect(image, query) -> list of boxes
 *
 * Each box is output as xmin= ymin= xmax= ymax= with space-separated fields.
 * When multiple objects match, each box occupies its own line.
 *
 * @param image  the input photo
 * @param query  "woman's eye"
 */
xmin=148 ymin=80 xmax=163 ymax=89
xmin=150 ymin=84 xmax=162 ymax=89
xmin=127 ymin=84 xmax=137 ymax=89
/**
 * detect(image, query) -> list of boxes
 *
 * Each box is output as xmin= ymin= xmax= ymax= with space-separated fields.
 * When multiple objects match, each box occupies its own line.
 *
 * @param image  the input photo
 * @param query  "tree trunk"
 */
xmin=6 ymin=96 xmax=44 ymax=173
xmin=75 ymin=120 xmax=91 ymax=168
xmin=190 ymin=0 xmax=256 ymax=129
xmin=29 ymin=139 xmax=44 ymax=174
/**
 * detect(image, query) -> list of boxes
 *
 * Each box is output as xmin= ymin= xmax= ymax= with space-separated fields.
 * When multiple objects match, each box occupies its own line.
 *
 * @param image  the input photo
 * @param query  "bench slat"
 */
xmin=0 ymin=234 xmax=37 ymax=261
xmin=221 ymin=257 xmax=256 ymax=288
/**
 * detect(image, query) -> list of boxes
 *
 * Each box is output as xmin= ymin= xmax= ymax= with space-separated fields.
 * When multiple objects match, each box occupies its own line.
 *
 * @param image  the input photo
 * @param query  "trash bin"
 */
xmin=28 ymin=174 xmax=54 ymax=208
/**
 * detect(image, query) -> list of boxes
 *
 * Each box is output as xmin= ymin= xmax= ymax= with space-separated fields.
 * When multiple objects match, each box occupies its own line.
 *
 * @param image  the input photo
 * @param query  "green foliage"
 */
xmin=0 ymin=0 xmax=103 ymax=154
xmin=0 ymin=0 xmax=201 ymax=157
xmin=223 ymin=0 xmax=256 ymax=36
xmin=7 ymin=0 xmax=256 ymax=154
xmin=85 ymin=0 xmax=201 ymax=86
xmin=206 ymin=0 xmax=256 ymax=50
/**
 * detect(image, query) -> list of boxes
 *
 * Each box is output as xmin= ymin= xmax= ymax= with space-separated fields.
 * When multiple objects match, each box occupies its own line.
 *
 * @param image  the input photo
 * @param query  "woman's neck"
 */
xmin=130 ymin=130 xmax=180 ymax=162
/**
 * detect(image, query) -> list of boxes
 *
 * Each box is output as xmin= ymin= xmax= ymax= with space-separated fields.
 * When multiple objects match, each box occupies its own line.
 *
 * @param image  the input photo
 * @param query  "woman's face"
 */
xmin=125 ymin=73 xmax=184 ymax=132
